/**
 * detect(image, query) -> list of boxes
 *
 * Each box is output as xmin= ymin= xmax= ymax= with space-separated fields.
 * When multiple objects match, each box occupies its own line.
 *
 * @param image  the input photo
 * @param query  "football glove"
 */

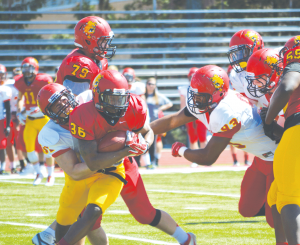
xmin=260 ymin=107 xmax=276 ymax=141
xmin=126 ymin=130 xmax=149 ymax=156
xmin=172 ymin=142 xmax=187 ymax=157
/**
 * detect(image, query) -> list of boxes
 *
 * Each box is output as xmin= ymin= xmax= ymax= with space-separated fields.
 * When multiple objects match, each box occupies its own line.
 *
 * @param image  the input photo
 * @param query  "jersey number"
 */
xmin=24 ymin=92 xmax=36 ymax=104
xmin=221 ymin=118 xmax=239 ymax=132
xmin=70 ymin=123 xmax=86 ymax=138
xmin=42 ymin=146 xmax=55 ymax=154
xmin=286 ymin=49 xmax=300 ymax=60
xmin=71 ymin=64 xmax=89 ymax=78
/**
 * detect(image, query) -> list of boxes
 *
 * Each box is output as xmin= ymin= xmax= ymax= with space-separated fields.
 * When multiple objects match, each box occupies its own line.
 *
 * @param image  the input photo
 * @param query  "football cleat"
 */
xmin=45 ymin=176 xmax=55 ymax=187
xmin=190 ymin=163 xmax=198 ymax=168
xmin=0 ymin=170 xmax=10 ymax=175
xmin=233 ymin=161 xmax=240 ymax=167
xmin=32 ymin=231 xmax=56 ymax=245
xmin=181 ymin=232 xmax=197 ymax=245
xmin=146 ymin=164 xmax=156 ymax=170
xmin=33 ymin=173 xmax=44 ymax=186
xmin=245 ymin=160 xmax=251 ymax=166
xmin=11 ymin=168 xmax=19 ymax=174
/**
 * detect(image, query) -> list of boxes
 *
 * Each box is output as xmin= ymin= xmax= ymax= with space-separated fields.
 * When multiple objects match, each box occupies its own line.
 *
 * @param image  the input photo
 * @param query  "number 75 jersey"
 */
xmin=187 ymin=90 xmax=277 ymax=161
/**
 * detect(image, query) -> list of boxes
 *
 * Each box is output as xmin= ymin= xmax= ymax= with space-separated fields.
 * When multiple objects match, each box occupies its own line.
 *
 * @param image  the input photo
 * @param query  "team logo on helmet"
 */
xmin=264 ymin=56 xmax=278 ymax=67
xmin=245 ymin=31 xmax=260 ymax=45
xmin=210 ymin=74 xmax=224 ymax=92
xmin=83 ymin=21 xmax=97 ymax=39
xmin=92 ymin=74 xmax=103 ymax=93
xmin=294 ymin=36 xmax=300 ymax=45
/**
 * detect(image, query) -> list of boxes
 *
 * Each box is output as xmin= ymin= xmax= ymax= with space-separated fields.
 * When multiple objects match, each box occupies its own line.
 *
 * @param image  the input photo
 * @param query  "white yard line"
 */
xmin=0 ymin=221 xmax=177 ymax=245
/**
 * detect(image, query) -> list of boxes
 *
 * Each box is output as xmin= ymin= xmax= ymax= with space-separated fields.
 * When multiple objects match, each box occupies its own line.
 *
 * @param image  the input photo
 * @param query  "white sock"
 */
xmin=33 ymin=164 xmax=42 ymax=175
xmin=1 ymin=162 xmax=6 ymax=171
xmin=26 ymin=163 xmax=33 ymax=168
xmin=10 ymin=162 xmax=14 ymax=169
xmin=47 ymin=166 xmax=54 ymax=177
xmin=172 ymin=226 xmax=189 ymax=244
xmin=156 ymin=153 xmax=161 ymax=160
xmin=45 ymin=227 xmax=55 ymax=237
xmin=142 ymin=153 xmax=151 ymax=166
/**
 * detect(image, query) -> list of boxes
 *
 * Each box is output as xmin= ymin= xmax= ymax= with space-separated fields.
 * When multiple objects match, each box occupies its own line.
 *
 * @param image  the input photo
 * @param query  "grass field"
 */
xmin=0 ymin=169 xmax=275 ymax=245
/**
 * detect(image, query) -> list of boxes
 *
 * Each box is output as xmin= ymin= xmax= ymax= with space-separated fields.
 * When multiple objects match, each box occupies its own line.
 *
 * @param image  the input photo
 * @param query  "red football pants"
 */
xmin=121 ymin=157 xmax=157 ymax=225
xmin=186 ymin=120 xmax=207 ymax=144
xmin=239 ymin=156 xmax=274 ymax=228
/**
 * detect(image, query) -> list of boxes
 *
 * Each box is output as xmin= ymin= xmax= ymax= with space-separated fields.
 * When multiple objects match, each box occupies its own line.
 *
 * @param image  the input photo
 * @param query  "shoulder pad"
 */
xmin=38 ymin=125 xmax=60 ymax=146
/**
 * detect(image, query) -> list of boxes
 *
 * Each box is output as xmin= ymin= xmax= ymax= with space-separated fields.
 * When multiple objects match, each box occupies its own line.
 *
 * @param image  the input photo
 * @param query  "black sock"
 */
xmin=40 ymin=161 xmax=45 ymax=166
xmin=26 ymin=157 xmax=30 ymax=163
xmin=19 ymin=160 xmax=25 ymax=169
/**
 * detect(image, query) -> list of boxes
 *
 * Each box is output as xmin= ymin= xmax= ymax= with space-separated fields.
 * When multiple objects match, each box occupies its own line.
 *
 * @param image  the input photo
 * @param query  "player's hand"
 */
xmin=4 ymin=127 xmax=10 ymax=137
xmin=172 ymin=142 xmax=186 ymax=157
xmin=17 ymin=112 xmax=26 ymax=125
xmin=126 ymin=131 xmax=149 ymax=156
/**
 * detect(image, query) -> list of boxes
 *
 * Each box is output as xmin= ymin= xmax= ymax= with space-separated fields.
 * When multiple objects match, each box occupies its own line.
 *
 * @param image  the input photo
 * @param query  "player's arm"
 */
xmin=55 ymin=149 xmax=96 ymax=181
xmin=265 ymin=71 xmax=300 ymax=124
xmin=178 ymin=136 xmax=230 ymax=166
xmin=134 ymin=123 xmax=154 ymax=147
xmin=73 ymin=137 xmax=132 ymax=171
xmin=150 ymin=107 xmax=197 ymax=135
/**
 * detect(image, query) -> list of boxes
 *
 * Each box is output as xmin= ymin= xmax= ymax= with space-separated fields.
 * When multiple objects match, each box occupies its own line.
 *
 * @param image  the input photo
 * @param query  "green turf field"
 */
xmin=0 ymin=170 xmax=275 ymax=245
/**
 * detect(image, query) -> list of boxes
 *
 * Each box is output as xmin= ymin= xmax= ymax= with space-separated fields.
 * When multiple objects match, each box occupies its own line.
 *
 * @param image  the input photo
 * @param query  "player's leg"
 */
xmin=16 ymin=125 xmax=32 ymax=173
xmin=87 ymin=227 xmax=108 ymax=245
xmin=148 ymin=135 xmax=158 ymax=166
xmin=121 ymin=157 xmax=194 ymax=244
xmin=0 ymin=119 xmax=8 ymax=174
xmin=156 ymin=136 xmax=163 ymax=166
xmin=58 ymin=165 xmax=125 ymax=245
xmin=274 ymin=125 xmax=300 ymax=244
xmin=244 ymin=152 xmax=250 ymax=166
xmin=6 ymin=121 xmax=16 ymax=173
xmin=45 ymin=156 xmax=55 ymax=186
xmin=196 ymin=120 xmax=207 ymax=149
xmin=230 ymin=145 xmax=239 ymax=166
xmin=186 ymin=121 xmax=199 ymax=168
xmin=239 ymin=157 xmax=267 ymax=218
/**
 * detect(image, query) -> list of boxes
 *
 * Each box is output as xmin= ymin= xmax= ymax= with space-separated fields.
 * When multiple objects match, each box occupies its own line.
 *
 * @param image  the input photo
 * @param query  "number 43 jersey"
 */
xmin=187 ymin=90 xmax=277 ymax=161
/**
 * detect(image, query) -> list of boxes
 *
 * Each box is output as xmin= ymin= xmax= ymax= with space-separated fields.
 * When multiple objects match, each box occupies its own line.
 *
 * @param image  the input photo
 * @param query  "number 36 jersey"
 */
xmin=186 ymin=90 xmax=277 ymax=161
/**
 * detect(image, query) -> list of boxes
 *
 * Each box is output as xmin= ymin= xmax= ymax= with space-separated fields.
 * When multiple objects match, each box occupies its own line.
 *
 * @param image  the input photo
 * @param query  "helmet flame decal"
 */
xmin=264 ymin=56 xmax=278 ymax=67
xmin=210 ymin=74 xmax=224 ymax=92
xmin=92 ymin=74 xmax=103 ymax=93
xmin=83 ymin=21 xmax=97 ymax=39
xmin=294 ymin=36 xmax=300 ymax=45
xmin=245 ymin=31 xmax=260 ymax=45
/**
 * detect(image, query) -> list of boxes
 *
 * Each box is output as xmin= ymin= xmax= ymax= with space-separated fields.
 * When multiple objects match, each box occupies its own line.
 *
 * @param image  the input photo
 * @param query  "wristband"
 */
xmin=178 ymin=147 xmax=188 ymax=157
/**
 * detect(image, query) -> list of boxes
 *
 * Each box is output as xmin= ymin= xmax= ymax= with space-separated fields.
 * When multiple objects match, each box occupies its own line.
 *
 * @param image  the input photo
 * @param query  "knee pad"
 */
xmin=149 ymin=209 xmax=162 ymax=227
xmin=27 ymin=151 xmax=38 ymax=163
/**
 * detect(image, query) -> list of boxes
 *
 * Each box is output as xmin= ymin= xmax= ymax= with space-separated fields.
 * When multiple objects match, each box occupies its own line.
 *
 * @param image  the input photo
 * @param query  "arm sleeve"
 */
xmin=184 ymin=106 xmax=197 ymax=118
xmin=69 ymin=106 xmax=95 ymax=140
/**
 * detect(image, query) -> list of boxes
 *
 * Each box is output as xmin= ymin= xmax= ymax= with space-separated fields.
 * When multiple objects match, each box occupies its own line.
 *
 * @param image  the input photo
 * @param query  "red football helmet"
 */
xmin=92 ymin=70 xmax=130 ymax=119
xmin=122 ymin=67 xmax=136 ymax=84
xmin=74 ymin=16 xmax=116 ymax=59
xmin=246 ymin=48 xmax=282 ymax=98
xmin=187 ymin=65 xmax=229 ymax=114
xmin=0 ymin=64 xmax=7 ymax=85
xmin=21 ymin=57 xmax=39 ymax=80
xmin=187 ymin=67 xmax=198 ymax=81
xmin=227 ymin=29 xmax=264 ymax=73
xmin=37 ymin=83 xmax=78 ymax=125
xmin=280 ymin=35 xmax=300 ymax=58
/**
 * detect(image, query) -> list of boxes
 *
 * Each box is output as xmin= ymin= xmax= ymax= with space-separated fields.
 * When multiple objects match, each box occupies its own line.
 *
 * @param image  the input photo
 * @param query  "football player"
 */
xmin=35 ymin=83 xmax=109 ymax=245
xmin=67 ymin=70 xmax=196 ymax=245
xmin=14 ymin=57 xmax=55 ymax=185
xmin=263 ymin=35 xmax=300 ymax=245
xmin=150 ymin=65 xmax=287 ymax=244
xmin=0 ymin=64 xmax=12 ymax=175
xmin=55 ymin=16 xmax=113 ymax=95
xmin=178 ymin=67 xmax=207 ymax=168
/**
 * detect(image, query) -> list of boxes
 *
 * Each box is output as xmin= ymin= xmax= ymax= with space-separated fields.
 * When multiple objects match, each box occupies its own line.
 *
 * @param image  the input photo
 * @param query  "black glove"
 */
xmin=260 ymin=107 xmax=276 ymax=141
xmin=4 ymin=127 xmax=10 ymax=137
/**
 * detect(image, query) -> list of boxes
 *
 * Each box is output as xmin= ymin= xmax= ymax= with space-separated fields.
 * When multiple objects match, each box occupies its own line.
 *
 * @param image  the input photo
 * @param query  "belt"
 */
xmin=284 ymin=112 xmax=300 ymax=132
xmin=97 ymin=167 xmax=127 ymax=185
xmin=27 ymin=116 xmax=45 ymax=120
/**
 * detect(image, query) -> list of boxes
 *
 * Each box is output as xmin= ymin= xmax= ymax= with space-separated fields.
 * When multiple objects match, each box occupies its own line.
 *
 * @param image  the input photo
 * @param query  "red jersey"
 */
xmin=55 ymin=48 xmax=108 ymax=95
xmin=14 ymin=73 xmax=53 ymax=111
xmin=69 ymin=94 xmax=147 ymax=141
xmin=283 ymin=47 xmax=300 ymax=119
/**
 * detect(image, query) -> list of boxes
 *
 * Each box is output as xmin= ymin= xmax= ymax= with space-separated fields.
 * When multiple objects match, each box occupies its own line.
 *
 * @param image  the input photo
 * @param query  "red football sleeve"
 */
xmin=69 ymin=106 xmax=95 ymax=141
xmin=130 ymin=95 xmax=147 ymax=132
xmin=213 ymin=122 xmax=241 ymax=139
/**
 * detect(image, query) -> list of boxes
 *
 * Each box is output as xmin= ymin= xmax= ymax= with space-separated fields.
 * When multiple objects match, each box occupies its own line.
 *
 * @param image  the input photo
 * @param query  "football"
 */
xmin=97 ymin=130 xmax=126 ymax=153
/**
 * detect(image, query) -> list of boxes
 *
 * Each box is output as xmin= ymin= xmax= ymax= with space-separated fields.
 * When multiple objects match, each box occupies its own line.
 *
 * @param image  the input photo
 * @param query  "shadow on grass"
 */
xmin=185 ymin=220 xmax=266 ymax=225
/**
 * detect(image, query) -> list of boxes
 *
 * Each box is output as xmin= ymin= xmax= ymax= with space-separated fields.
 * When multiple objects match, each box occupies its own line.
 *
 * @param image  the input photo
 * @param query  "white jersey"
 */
xmin=229 ymin=69 xmax=247 ymax=94
xmin=38 ymin=90 xmax=91 ymax=158
xmin=178 ymin=85 xmax=188 ymax=98
xmin=187 ymin=90 xmax=277 ymax=161
xmin=5 ymin=79 xmax=19 ymax=112
xmin=0 ymin=85 xmax=12 ymax=120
